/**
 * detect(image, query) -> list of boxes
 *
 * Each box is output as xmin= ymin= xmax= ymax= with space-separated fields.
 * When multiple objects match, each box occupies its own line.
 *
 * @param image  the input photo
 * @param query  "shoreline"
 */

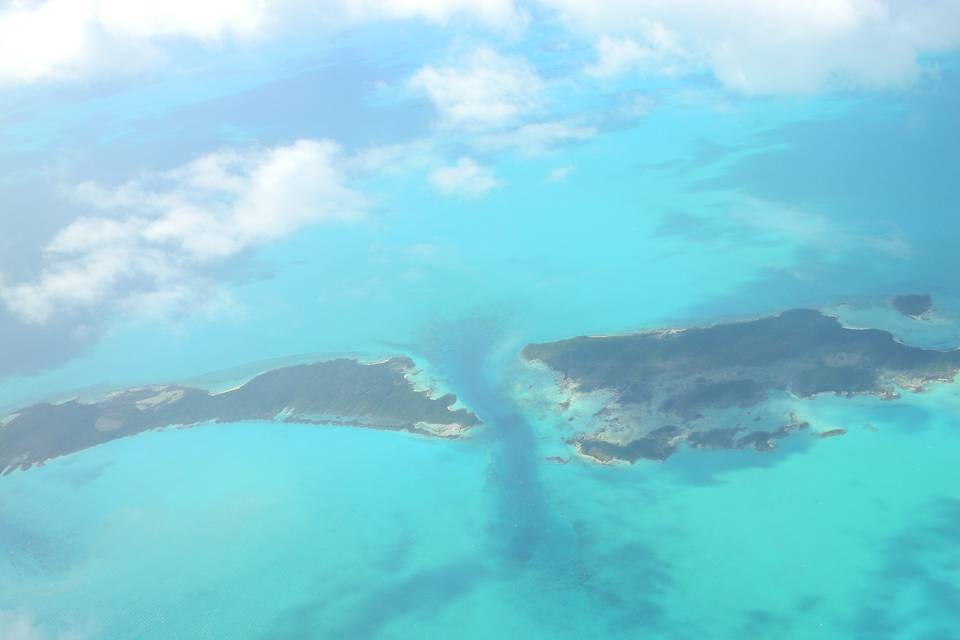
xmin=0 ymin=357 xmax=480 ymax=476
xmin=519 ymin=307 xmax=960 ymax=466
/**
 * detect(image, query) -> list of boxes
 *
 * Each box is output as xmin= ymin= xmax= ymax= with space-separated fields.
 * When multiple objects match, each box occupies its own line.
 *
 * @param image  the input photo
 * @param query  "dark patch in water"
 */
xmin=666 ymin=430 xmax=815 ymax=486
xmin=413 ymin=318 xmax=550 ymax=566
xmin=849 ymin=499 xmax=960 ymax=638
xmin=50 ymin=459 xmax=114 ymax=488
xmin=0 ymin=512 xmax=71 ymax=575
xmin=267 ymin=560 xmax=485 ymax=640
xmin=892 ymin=293 xmax=933 ymax=318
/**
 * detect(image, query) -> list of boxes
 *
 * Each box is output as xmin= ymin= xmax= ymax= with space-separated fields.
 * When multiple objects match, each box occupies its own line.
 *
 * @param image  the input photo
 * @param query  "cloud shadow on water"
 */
xmin=664 ymin=431 xmax=815 ymax=487
xmin=266 ymin=560 xmax=487 ymax=640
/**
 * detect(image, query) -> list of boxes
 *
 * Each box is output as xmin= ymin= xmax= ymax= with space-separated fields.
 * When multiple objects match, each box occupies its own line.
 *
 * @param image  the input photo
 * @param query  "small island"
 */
xmin=523 ymin=309 xmax=960 ymax=464
xmin=892 ymin=294 xmax=933 ymax=318
xmin=1 ymin=357 xmax=480 ymax=474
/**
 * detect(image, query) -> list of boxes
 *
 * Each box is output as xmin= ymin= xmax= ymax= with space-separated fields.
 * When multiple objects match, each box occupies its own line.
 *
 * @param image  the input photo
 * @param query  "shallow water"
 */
xmin=3 ymin=327 xmax=959 ymax=639
xmin=3 ymin=60 xmax=960 ymax=639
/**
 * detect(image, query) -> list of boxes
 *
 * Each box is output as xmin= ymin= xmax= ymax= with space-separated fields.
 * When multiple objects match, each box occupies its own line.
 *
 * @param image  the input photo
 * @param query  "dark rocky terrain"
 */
xmin=524 ymin=309 xmax=960 ymax=463
xmin=1 ymin=357 xmax=479 ymax=474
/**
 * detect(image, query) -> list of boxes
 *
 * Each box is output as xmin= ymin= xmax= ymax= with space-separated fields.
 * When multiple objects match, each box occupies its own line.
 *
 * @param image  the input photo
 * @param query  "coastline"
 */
xmin=0 ymin=356 xmax=480 ymax=475
xmin=518 ymin=306 xmax=960 ymax=465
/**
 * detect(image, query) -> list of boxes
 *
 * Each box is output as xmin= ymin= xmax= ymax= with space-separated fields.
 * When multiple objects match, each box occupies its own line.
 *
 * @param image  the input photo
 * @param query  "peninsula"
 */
xmin=1 ymin=357 xmax=479 ymax=474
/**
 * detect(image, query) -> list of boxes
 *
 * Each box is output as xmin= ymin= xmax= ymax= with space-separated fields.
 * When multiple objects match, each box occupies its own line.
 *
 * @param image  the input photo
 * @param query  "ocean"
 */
xmin=2 ymin=62 xmax=959 ymax=639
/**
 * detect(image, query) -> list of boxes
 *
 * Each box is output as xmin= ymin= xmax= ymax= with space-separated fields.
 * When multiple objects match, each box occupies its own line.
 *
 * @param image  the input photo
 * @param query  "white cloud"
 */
xmin=340 ymin=0 xmax=525 ymax=30
xmin=346 ymin=141 xmax=434 ymax=175
xmin=0 ymin=0 xmax=275 ymax=84
xmin=0 ymin=0 xmax=527 ymax=85
xmin=0 ymin=139 xmax=366 ymax=324
xmin=0 ymin=612 xmax=44 ymax=640
xmin=408 ymin=48 xmax=595 ymax=153
xmin=0 ymin=611 xmax=89 ymax=640
xmin=730 ymin=197 xmax=913 ymax=257
xmin=546 ymin=164 xmax=574 ymax=182
xmin=658 ymin=196 xmax=912 ymax=260
xmin=3 ymin=1 xmax=958 ymax=92
xmin=409 ymin=47 xmax=544 ymax=130
xmin=541 ymin=0 xmax=960 ymax=94
xmin=586 ymin=28 xmax=688 ymax=78
xmin=619 ymin=93 xmax=657 ymax=118
xmin=477 ymin=119 xmax=597 ymax=154
xmin=429 ymin=157 xmax=501 ymax=197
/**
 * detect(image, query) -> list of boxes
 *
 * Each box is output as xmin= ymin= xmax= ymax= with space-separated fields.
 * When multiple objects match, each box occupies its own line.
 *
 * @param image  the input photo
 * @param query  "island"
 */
xmin=818 ymin=428 xmax=848 ymax=439
xmin=522 ymin=309 xmax=960 ymax=464
xmin=0 ymin=357 xmax=480 ymax=474
xmin=892 ymin=294 xmax=933 ymax=318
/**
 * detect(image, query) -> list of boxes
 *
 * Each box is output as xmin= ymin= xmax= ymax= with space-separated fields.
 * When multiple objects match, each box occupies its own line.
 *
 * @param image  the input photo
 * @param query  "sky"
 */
xmin=2 ymin=0 xmax=960 ymax=386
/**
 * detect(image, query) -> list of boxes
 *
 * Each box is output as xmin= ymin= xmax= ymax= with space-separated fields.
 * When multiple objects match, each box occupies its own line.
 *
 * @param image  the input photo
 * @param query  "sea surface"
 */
xmin=2 ymin=65 xmax=959 ymax=639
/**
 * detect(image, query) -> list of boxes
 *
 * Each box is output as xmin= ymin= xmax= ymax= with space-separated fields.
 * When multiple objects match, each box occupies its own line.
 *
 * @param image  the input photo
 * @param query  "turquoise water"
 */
xmin=3 ymin=346 xmax=959 ymax=638
xmin=3 ymin=66 xmax=960 ymax=639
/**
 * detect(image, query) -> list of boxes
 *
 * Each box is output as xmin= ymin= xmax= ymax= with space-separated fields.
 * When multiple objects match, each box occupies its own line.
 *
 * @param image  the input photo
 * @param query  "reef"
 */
xmin=523 ymin=309 xmax=960 ymax=464
xmin=892 ymin=294 xmax=933 ymax=318
xmin=0 ymin=357 xmax=479 ymax=474
xmin=818 ymin=428 xmax=848 ymax=439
